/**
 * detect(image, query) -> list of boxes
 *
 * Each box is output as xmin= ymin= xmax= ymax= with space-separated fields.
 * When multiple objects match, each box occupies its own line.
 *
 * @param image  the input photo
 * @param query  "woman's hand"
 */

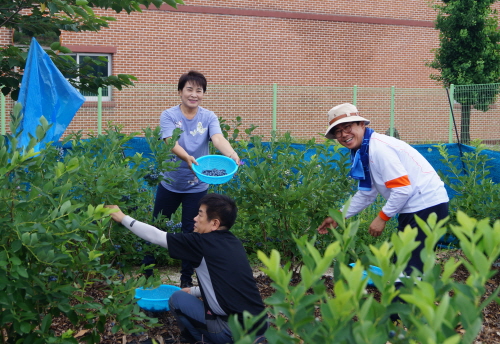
xmin=105 ymin=205 xmax=126 ymax=223
xmin=229 ymin=151 xmax=241 ymax=165
xmin=317 ymin=217 xmax=338 ymax=234
xmin=186 ymin=155 xmax=198 ymax=171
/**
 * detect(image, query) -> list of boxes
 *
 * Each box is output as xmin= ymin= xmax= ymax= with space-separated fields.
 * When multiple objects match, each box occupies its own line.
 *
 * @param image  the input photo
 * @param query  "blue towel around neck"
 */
xmin=350 ymin=127 xmax=374 ymax=191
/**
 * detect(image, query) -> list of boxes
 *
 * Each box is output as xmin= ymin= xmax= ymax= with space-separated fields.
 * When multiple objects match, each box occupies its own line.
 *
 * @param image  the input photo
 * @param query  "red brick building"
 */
xmin=2 ymin=1 xmax=500 ymax=143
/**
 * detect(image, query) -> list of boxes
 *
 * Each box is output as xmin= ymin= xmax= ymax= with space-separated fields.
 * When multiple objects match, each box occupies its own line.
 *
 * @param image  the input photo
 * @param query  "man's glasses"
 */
xmin=332 ymin=123 xmax=353 ymax=138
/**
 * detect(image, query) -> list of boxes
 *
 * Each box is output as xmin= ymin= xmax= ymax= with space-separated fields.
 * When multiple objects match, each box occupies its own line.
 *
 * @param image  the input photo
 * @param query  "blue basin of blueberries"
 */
xmin=192 ymin=155 xmax=238 ymax=184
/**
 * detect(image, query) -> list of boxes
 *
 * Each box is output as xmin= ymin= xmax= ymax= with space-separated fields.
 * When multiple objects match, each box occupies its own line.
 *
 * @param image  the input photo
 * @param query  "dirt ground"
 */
xmin=54 ymin=254 xmax=500 ymax=344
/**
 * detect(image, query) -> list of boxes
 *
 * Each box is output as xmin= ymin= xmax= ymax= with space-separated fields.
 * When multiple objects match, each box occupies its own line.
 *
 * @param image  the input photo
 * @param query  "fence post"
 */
xmin=390 ymin=86 xmax=395 ymax=136
xmin=449 ymin=84 xmax=454 ymax=143
xmin=1 ymin=91 xmax=5 ymax=135
xmin=272 ymin=83 xmax=277 ymax=135
xmin=98 ymin=87 xmax=102 ymax=135
xmin=352 ymin=85 xmax=358 ymax=105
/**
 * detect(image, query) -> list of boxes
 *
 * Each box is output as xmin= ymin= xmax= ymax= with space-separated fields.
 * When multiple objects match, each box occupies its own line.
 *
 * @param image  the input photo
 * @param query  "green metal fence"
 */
xmin=448 ymin=83 xmax=500 ymax=145
xmin=2 ymin=83 xmax=500 ymax=144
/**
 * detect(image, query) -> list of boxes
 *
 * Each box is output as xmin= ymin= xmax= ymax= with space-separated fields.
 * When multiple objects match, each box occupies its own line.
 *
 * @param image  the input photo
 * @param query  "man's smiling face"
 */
xmin=333 ymin=121 xmax=366 ymax=150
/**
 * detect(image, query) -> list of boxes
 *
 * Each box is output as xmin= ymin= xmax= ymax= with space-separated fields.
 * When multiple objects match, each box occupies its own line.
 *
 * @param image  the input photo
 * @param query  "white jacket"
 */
xmin=345 ymin=132 xmax=449 ymax=220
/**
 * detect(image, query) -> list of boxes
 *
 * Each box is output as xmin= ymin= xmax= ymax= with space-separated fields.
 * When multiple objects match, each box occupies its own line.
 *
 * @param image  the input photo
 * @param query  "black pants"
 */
xmin=397 ymin=202 xmax=449 ymax=275
xmin=151 ymin=183 xmax=207 ymax=283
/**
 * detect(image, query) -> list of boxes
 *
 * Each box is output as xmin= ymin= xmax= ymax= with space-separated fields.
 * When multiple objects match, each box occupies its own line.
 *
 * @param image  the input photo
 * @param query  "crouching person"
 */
xmin=107 ymin=194 xmax=268 ymax=344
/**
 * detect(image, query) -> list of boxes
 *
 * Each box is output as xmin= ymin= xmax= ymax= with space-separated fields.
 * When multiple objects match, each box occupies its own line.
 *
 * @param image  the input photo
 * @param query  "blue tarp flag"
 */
xmin=17 ymin=37 xmax=85 ymax=150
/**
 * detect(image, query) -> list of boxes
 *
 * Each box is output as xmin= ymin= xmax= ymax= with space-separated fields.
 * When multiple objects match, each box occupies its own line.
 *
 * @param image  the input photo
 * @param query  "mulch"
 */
xmin=52 ymin=257 xmax=500 ymax=344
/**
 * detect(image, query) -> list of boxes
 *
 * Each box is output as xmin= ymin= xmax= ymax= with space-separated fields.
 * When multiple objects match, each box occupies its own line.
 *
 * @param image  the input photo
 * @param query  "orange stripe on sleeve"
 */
xmin=385 ymin=175 xmax=411 ymax=188
xmin=379 ymin=211 xmax=391 ymax=221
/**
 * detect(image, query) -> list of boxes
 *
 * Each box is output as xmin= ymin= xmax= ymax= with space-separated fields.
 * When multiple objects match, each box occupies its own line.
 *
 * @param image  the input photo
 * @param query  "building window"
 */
xmin=67 ymin=53 xmax=112 ymax=101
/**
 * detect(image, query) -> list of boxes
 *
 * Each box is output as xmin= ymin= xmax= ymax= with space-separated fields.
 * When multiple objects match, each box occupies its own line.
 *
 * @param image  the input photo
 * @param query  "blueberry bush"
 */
xmin=437 ymin=142 xmax=500 ymax=225
xmin=223 ymin=131 xmax=355 ymax=272
xmin=0 ymin=104 xmax=180 ymax=343
xmin=3 ymin=104 xmax=499 ymax=343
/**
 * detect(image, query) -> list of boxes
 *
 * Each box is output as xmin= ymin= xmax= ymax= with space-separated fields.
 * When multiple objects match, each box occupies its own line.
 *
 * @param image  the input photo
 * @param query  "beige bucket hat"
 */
xmin=324 ymin=103 xmax=370 ymax=139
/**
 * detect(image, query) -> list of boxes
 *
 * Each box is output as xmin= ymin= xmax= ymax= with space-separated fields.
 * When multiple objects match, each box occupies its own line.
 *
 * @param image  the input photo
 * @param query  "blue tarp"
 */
xmin=56 ymin=138 xmax=500 ymax=200
xmin=17 ymin=38 xmax=85 ymax=151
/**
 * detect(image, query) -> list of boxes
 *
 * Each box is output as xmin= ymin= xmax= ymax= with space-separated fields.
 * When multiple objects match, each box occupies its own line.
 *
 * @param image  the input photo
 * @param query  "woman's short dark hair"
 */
xmin=200 ymin=194 xmax=237 ymax=230
xmin=178 ymin=70 xmax=207 ymax=93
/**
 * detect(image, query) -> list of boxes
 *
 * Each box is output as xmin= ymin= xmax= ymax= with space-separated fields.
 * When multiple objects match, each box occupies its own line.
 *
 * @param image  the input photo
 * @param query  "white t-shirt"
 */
xmin=346 ymin=132 xmax=449 ymax=219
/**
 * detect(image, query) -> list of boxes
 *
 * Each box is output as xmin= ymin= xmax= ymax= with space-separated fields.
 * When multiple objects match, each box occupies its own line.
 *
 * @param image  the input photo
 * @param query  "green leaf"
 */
xmin=11 ymin=239 xmax=23 ymax=252
xmin=20 ymin=321 xmax=31 ymax=334
xmin=60 ymin=200 xmax=72 ymax=215
xmin=41 ymin=314 xmax=52 ymax=333
xmin=16 ymin=266 xmax=28 ymax=278
xmin=10 ymin=254 xmax=22 ymax=266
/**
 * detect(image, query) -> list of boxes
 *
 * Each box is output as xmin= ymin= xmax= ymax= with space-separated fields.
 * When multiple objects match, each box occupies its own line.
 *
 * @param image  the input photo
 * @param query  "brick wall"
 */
xmin=1 ymin=1 xmax=498 ymax=143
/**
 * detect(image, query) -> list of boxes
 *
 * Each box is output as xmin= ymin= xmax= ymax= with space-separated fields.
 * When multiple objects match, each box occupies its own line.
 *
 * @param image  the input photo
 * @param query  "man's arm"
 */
xmin=106 ymin=205 xmax=168 ymax=248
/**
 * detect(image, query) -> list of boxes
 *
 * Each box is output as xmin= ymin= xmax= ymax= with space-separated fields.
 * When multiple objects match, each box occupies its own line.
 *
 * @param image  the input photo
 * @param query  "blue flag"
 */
xmin=17 ymin=38 xmax=85 ymax=150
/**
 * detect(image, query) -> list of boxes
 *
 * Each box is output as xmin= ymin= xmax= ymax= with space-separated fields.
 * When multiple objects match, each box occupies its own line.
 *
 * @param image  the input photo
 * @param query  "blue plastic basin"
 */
xmin=349 ymin=263 xmax=383 ymax=286
xmin=134 ymin=284 xmax=181 ymax=312
xmin=192 ymin=155 xmax=238 ymax=185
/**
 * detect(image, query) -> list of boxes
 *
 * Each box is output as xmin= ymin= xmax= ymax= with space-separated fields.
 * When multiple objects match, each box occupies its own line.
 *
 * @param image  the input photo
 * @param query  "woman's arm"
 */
xmin=165 ymin=138 xmax=198 ymax=170
xmin=210 ymin=133 xmax=240 ymax=164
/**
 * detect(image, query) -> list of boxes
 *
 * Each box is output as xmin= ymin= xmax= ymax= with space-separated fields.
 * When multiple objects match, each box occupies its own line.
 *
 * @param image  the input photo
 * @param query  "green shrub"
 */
xmin=230 ymin=207 xmax=500 ymax=344
xmin=224 ymin=132 xmax=355 ymax=272
xmin=0 ymin=105 xmax=180 ymax=343
xmin=437 ymin=142 xmax=500 ymax=224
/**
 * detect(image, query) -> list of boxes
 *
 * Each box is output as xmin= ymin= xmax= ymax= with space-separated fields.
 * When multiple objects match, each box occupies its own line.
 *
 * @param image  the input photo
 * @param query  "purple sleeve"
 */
xmin=160 ymin=109 xmax=177 ymax=139
xmin=207 ymin=112 xmax=222 ymax=138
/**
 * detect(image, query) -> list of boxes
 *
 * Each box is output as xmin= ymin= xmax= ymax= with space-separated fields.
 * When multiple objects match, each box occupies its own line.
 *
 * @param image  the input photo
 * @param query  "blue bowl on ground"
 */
xmin=192 ymin=155 xmax=238 ymax=184
xmin=135 ymin=284 xmax=181 ymax=312
xmin=349 ymin=263 xmax=383 ymax=286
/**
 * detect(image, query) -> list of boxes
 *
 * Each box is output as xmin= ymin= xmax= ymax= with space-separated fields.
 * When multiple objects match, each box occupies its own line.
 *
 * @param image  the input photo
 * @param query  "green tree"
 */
xmin=429 ymin=0 xmax=500 ymax=144
xmin=0 ymin=0 xmax=183 ymax=100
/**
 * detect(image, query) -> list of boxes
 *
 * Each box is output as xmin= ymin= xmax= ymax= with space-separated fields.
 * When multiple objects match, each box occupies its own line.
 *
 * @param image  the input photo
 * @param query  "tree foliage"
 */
xmin=0 ymin=0 xmax=184 ymax=100
xmin=429 ymin=0 xmax=500 ymax=143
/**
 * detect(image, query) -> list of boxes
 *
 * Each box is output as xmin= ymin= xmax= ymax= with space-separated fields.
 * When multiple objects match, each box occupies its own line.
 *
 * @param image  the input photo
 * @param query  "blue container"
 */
xmin=349 ymin=263 xmax=383 ymax=286
xmin=192 ymin=155 xmax=238 ymax=185
xmin=135 ymin=284 xmax=181 ymax=312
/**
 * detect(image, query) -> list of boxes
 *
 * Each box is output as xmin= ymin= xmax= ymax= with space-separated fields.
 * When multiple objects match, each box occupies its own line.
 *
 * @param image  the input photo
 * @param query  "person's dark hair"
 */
xmin=178 ymin=70 xmax=207 ymax=93
xmin=199 ymin=193 xmax=237 ymax=230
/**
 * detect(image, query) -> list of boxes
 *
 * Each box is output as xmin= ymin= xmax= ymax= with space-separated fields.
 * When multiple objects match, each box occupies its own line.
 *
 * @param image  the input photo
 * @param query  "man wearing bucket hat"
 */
xmin=318 ymin=103 xmax=449 ymax=277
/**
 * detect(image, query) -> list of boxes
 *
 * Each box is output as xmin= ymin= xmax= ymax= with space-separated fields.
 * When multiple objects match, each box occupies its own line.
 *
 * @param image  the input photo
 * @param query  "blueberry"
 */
xmin=48 ymin=276 xmax=57 ymax=282
xmin=389 ymin=331 xmax=395 ymax=338
xmin=201 ymin=168 xmax=227 ymax=177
